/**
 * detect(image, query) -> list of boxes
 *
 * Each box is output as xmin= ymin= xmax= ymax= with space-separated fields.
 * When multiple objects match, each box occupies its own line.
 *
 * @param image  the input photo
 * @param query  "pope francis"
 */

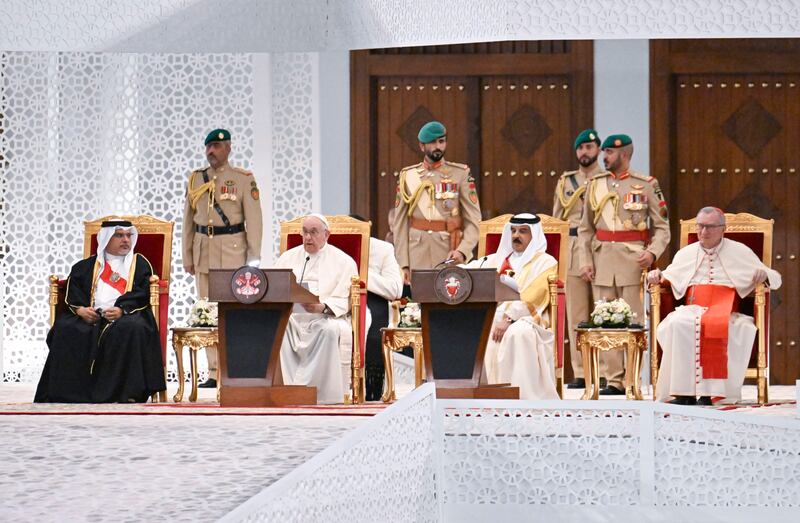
xmin=275 ymin=214 xmax=359 ymax=404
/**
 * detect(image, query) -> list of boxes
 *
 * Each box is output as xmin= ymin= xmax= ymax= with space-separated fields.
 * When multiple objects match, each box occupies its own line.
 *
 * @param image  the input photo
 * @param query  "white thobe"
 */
xmin=656 ymin=239 xmax=781 ymax=403
xmin=94 ymin=254 xmax=127 ymax=309
xmin=466 ymin=251 xmax=559 ymax=400
xmin=276 ymin=244 xmax=358 ymax=404
xmin=365 ymin=237 xmax=404 ymax=332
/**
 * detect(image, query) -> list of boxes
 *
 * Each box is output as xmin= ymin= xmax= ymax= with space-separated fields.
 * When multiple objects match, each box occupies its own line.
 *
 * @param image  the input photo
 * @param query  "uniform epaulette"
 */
xmin=560 ymin=169 xmax=579 ymax=178
xmin=630 ymin=172 xmax=654 ymax=183
xmin=400 ymin=162 xmax=423 ymax=174
xmin=444 ymin=160 xmax=469 ymax=170
xmin=593 ymin=171 xmax=612 ymax=179
xmin=231 ymin=166 xmax=253 ymax=176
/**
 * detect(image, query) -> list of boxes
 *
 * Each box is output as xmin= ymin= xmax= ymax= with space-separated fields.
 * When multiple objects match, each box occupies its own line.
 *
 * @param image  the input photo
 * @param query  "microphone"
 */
xmin=477 ymin=256 xmax=489 ymax=268
xmin=433 ymin=258 xmax=455 ymax=269
xmin=299 ymin=255 xmax=311 ymax=284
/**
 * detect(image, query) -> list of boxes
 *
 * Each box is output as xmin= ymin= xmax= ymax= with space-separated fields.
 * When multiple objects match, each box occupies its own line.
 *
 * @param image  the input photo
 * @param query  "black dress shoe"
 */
xmin=696 ymin=396 xmax=712 ymax=406
xmin=668 ymin=395 xmax=697 ymax=405
xmin=198 ymin=378 xmax=217 ymax=389
xmin=599 ymin=385 xmax=625 ymax=396
xmin=567 ymin=378 xmax=586 ymax=389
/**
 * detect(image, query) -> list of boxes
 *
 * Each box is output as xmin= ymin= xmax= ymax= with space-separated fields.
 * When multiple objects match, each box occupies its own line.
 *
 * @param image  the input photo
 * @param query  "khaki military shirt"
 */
xmin=182 ymin=162 xmax=263 ymax=273
xmin=393 ymin=159 xmax=482 ymax=269
xmin=577 ymin=170 xmax=670 ymax=286
xmin=553 ymin=165 xmax=603 ymax=277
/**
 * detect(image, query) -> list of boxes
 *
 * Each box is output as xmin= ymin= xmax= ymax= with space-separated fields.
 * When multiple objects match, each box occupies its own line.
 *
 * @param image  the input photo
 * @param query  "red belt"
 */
xmin=596 ymin=229 xmax=649 ymax=242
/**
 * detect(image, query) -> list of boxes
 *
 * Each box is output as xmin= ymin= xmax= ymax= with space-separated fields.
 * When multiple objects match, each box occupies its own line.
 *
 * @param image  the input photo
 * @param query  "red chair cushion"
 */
xmin=685 ymin=232 xmax=767 ymax=368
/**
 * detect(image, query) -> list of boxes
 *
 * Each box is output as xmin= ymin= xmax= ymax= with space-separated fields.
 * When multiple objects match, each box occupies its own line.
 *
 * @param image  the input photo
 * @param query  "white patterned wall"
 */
xmin=1 ymin=1 xmax=798 ymax=53
xmin=269 ymin=53 xmax=318 ymax=259
xmin=0 ymin=51 xmax=318 ymax=382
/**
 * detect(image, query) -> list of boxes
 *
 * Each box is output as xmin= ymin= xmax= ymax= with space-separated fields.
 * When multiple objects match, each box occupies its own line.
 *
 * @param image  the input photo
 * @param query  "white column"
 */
xmin=594 ymin=39 xmax=650 ymax=173
xmin=253 ymin=53 xmax=274 ymax=266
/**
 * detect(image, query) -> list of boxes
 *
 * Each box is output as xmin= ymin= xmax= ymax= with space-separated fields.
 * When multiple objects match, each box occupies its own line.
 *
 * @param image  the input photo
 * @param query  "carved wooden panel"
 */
xmin=652 ymin=39 xmax=800 ymax=384
xmin=352 ymin=41 xmax=593 ymax=244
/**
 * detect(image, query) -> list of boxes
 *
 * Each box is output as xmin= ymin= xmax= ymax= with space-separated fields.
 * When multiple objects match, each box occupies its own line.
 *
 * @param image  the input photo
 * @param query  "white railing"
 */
xmin=224 ymin=395 xmax=800 ymax=522
xmin=220 ymin=383 xmax=437 ymax=523
xmin=436 ymin=399 xmax=800 ymax=521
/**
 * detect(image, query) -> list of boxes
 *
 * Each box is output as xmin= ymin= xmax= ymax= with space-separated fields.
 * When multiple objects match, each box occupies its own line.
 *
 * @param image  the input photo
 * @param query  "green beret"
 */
xmin=601 ymin=134 xmax=633 ymax=149
xmin=417 ymin=121 xmax=446 ymax=144
xmin=204 ymin=128 xmax=231 ymax=146
xmin=574 ymin=129 xmax=601 ymax=149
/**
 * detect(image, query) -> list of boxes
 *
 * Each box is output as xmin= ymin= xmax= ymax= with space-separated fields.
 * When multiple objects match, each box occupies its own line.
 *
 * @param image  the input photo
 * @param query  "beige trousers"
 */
xmin=591 ymin=283 xmax=644 ymax=390
xmin=566 ymin=273 xmax=593 ymax=378
xmin=195 ymin=272 xmax=218 ymax=380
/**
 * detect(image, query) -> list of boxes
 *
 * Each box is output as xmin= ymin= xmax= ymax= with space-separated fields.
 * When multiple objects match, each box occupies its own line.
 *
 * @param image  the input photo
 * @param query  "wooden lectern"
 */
xmin=208 ymin=268 xmax=319 ymax=407
xmin=412 ymin=268 xmax=520 ymax=399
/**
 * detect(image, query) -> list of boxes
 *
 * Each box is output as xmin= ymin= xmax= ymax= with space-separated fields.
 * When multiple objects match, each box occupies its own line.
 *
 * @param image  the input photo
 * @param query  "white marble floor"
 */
xmin=0 ymin=383 xmax=365 ymax=522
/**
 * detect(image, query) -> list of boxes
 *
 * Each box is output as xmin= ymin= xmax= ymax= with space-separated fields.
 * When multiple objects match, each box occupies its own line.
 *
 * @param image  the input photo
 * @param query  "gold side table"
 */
xmin=171 ymin=327 xmax=219 ymax=403
xmin=576 ymin=326 xmax=647 ymax=400
xmin=380 ymin=327 xmax=424 ymax=403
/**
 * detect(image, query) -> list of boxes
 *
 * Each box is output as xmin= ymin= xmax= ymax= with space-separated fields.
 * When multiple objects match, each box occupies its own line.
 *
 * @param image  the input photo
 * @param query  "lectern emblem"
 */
xmin=230 ymin=266 xmax=268 ymax=304
xmin=434 ymin=266 xmax=473 ymax=305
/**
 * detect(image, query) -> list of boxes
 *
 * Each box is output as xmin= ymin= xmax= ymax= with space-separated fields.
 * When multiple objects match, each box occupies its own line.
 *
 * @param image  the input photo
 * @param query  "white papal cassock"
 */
xmin=656 ymin=238 xmax=781 ymax=403
xmin=276 ymin=243 xmax=358 ymax=404
xmin=467 ymin=250 xmax=559 ymax=400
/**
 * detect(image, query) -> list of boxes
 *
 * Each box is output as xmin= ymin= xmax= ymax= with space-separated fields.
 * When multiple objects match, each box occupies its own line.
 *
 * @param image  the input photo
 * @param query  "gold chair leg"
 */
xmin=173 ymin=339 xmax=185 ymax=403
xmin=580 ymin=336 xmax=593 ymax=401
xmin=189 ymin=348 xmax=199 ymax=403
xmin=413 ymin=343 xmax=423 ymax=388
xmin=381 ymin=344 xmax=395 ymax=403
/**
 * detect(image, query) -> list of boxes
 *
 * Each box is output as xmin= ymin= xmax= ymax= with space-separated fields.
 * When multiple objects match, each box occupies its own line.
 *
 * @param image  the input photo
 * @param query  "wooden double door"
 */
xmin=652 ymin=39 xmax=800 ymax=384
xmin=351 ymin=41 xmax=594 ymax=240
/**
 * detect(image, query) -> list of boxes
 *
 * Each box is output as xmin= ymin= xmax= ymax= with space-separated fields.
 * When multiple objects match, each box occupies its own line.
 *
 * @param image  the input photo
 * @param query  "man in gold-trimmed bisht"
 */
xmin=553 ymin=129 xmax=604 ymax=389
xmin=393 ymin=121 xmax=482 ymax=284
xmin=577 ymin=134 xmax=670 ymax=395
xmin=465 ymin=213 xmax=559 ymax=400
xmin=35 ymin=219 xmax=166 ymax=403
xmin=182 ymin=128 xmax=263 ymax=387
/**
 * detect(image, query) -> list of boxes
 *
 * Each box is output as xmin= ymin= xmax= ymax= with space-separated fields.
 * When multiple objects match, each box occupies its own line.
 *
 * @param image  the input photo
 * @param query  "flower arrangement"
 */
xmin=398 ymin=298 xmax=421 ymax=328
xmin=590 ymin=298 xmax=635 ymax=328
xmin=188 ymin=298 xmax=218 ymax=327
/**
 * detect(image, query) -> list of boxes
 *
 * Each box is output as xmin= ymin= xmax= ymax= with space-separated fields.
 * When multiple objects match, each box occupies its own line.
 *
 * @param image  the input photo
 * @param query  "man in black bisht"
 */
xmin=35 ymin=218 xmax=166 ymax=403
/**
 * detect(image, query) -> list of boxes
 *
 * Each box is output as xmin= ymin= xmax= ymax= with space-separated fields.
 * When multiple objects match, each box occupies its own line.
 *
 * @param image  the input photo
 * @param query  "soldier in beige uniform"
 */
xmin=553 ymin=129 xmax=604 ymax=389
xmin=578 ymin=134 xmax=670 ymax=394
xmin=182 ymin=128 xmax=263 ymax=386
xmin=393 ymin=121 xmax=482 ymax=284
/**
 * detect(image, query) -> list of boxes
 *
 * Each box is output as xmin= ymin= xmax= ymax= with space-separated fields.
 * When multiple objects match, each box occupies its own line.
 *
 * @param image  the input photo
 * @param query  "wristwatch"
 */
xmin=322 ymin=304 xmax=332 ymax=315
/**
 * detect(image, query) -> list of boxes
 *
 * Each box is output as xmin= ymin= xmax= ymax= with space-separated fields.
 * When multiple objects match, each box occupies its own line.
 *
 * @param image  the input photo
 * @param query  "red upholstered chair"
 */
xmin=477 ymin=213 xmax=569 ymax=397
xmin=49 ymin=215 xmax=174 ymax=402
xmin=279 ymin=215 xmax=371 ymax=404
xmin=649 ymin=212 xmax=772 ymax=403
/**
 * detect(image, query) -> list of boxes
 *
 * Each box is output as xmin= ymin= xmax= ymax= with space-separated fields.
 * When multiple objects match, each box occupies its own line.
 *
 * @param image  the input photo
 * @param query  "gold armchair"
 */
xmin=279 ymin=215 xmax=371 ymax=404
xmin=477 ymin=213 xmax=569 ymax=397
xmin=649 ymin=212 xmax=772 ymax=403
xmin=49 ymin=214 xmax=174 ymax=402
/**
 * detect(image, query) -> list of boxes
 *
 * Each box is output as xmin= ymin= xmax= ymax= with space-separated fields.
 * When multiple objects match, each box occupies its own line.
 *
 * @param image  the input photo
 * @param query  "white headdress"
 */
xmin=495 ymin=213 xmax=548 ymax=270
xmin=96 ymin=218 xmax=139 ymax=274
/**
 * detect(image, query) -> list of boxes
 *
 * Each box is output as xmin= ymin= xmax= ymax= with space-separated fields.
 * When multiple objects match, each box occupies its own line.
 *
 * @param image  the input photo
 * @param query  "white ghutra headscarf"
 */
xmin=495 ymin=213 xmax=548 ymax=272
xmin=93 ymin=218 xmax=139 ymax=308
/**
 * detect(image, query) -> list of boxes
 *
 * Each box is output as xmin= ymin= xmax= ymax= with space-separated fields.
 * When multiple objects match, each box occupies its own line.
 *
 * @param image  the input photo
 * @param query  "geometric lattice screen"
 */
xmin=0 ymin=51 xmax=317 ymax=382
